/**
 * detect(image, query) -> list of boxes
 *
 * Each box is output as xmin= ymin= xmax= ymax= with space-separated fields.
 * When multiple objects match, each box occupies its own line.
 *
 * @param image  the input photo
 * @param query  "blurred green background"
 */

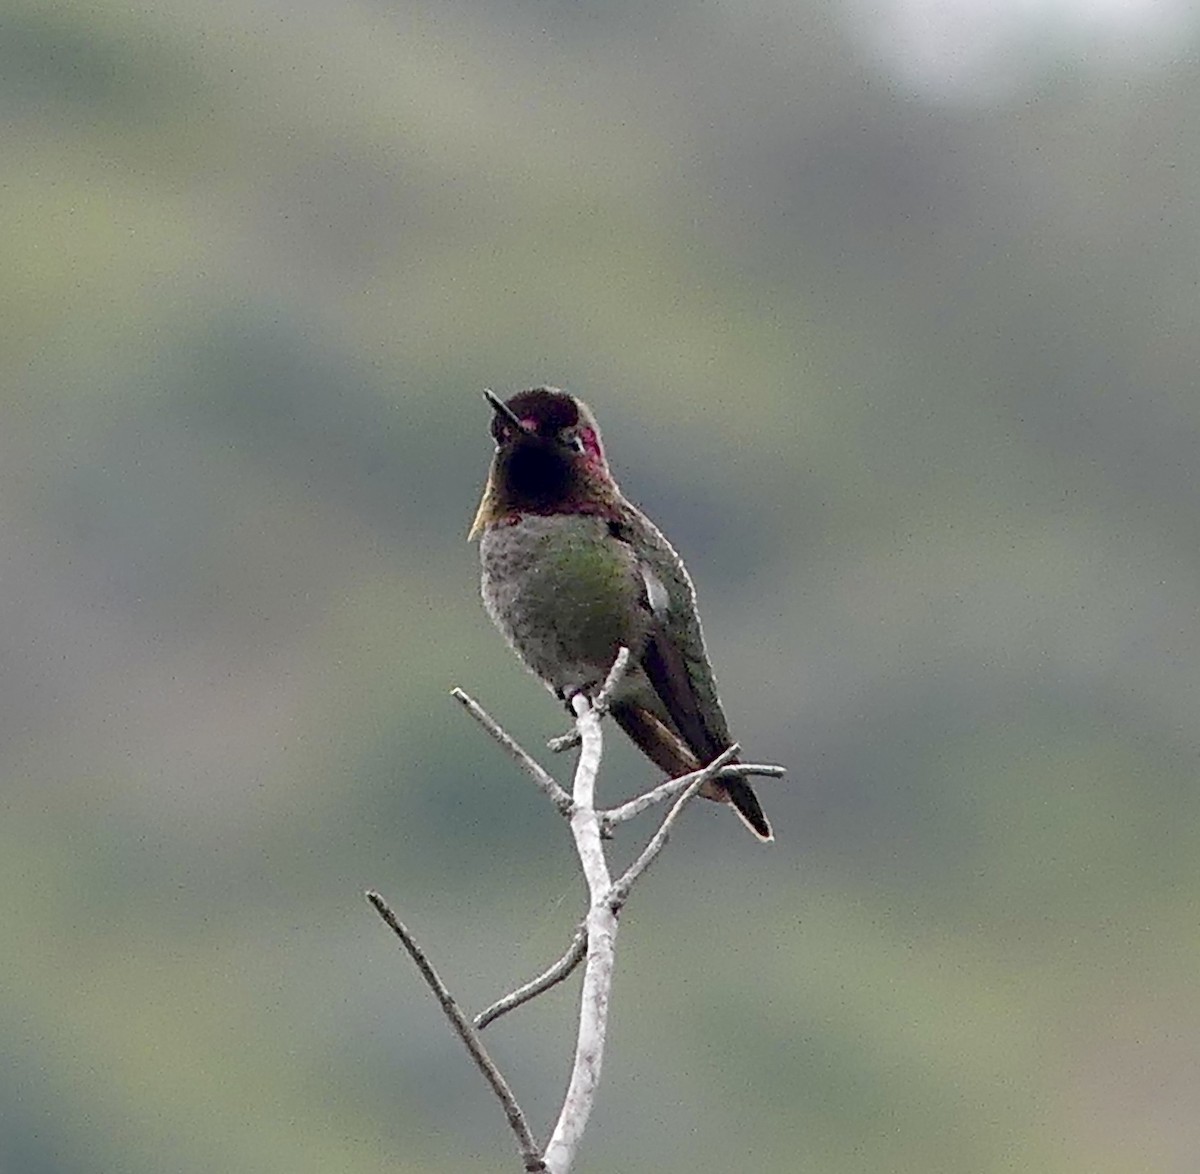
xmin=5 ymin=0 xmax=1200 ymax=1170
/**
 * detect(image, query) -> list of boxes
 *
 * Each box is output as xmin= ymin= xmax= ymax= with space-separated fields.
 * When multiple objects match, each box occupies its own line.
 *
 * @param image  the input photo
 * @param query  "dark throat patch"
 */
xmin=500 ymin=439 xmax=574 ymax=509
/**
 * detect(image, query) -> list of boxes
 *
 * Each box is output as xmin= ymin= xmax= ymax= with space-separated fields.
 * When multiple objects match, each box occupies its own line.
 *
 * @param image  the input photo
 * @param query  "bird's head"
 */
xmin=470 ymin=387 xmax=615 ymax=538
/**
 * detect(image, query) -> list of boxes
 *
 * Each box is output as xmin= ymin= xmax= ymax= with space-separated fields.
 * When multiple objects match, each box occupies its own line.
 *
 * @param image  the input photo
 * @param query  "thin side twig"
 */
xmin=452 ymin=686 xmax=573 ymax=817
xmin=366 ymin=891 xmax=546 ymax=1172
xmin=474 ymin=925 xmax=588 ymax=1030
xmin=602 ymin=760 xmax=787 ymax=828
xmin=546 ymin=728 xmax=579 ymax=753
xmin=593 ymin=646 xmax=631 ymax=711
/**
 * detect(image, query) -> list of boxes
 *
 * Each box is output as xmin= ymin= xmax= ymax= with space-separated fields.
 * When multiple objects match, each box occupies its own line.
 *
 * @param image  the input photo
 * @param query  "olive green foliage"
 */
xmin=4 ymin=1 xmax=1199 ymax=1171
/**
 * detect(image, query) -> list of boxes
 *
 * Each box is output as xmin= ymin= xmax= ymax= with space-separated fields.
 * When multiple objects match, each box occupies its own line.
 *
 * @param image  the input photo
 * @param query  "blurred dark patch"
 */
xmin=0 ymin=6 xmax=198 ymax=122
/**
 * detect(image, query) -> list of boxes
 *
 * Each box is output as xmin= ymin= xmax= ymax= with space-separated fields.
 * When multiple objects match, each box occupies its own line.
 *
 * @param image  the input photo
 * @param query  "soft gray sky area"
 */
xmin=848 ymin=0 xmax=1195 ymax=96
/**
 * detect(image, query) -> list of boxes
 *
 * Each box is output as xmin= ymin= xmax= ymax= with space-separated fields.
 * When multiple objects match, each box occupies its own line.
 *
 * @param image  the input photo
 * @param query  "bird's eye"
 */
xmin=566 ymin=434 xmax=585 ymax=453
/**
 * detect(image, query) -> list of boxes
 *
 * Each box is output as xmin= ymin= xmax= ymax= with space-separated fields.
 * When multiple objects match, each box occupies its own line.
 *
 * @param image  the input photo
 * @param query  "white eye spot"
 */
xmin=567 ymin=434 xmax=585 ymax=453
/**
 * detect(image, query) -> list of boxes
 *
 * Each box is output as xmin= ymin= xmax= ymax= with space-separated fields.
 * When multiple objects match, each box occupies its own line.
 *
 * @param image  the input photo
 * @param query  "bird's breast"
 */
xmin=479 ymin=514 xmax=648 ymax=694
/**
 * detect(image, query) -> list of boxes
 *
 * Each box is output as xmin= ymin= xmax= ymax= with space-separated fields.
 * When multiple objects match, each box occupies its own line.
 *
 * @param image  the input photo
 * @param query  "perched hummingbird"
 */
xmin=470 ymin=387 xmax=772 ymax=841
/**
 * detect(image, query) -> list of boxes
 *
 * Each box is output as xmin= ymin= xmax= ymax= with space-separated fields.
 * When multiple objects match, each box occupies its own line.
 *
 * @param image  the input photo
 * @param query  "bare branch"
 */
xmin=452 ymin=687 xmax=573 ymax=817
xmin=366 ymin=891 xmax=546 ymax=1172
xmin=600 ymin=773 xmax=692 ymax=826
xmin=379 ymin=646 xmax=752 ymax=1172
xmin=593 ymin=646 xmax=631 ymax=711
xmin=602 ymin=760 xmax=787 ymax=829
xmin=546 ymin=728 xmax=579 ymax=753
xmin=475 ymin=926 xmax=588 ymax=1030
xmin=565 ymin=691 xmax=609 ymax=893
xmin=541 ymin=689 xmax=616 ymax=1173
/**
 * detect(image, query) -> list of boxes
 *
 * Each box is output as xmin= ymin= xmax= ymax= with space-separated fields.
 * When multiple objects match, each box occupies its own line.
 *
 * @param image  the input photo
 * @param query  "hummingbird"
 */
xmin=470 ymin=387 xmax=772 ymax=841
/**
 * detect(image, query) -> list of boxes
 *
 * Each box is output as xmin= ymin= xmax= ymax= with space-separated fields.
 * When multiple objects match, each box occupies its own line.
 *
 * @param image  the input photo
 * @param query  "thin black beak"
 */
xmin=483 ymin=389 xmax=529 ymax=434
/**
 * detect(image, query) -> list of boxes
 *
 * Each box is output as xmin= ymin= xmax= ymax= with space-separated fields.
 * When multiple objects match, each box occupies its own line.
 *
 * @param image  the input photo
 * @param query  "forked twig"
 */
xmin=375 ymin=647 xmax=785 ymax=1173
